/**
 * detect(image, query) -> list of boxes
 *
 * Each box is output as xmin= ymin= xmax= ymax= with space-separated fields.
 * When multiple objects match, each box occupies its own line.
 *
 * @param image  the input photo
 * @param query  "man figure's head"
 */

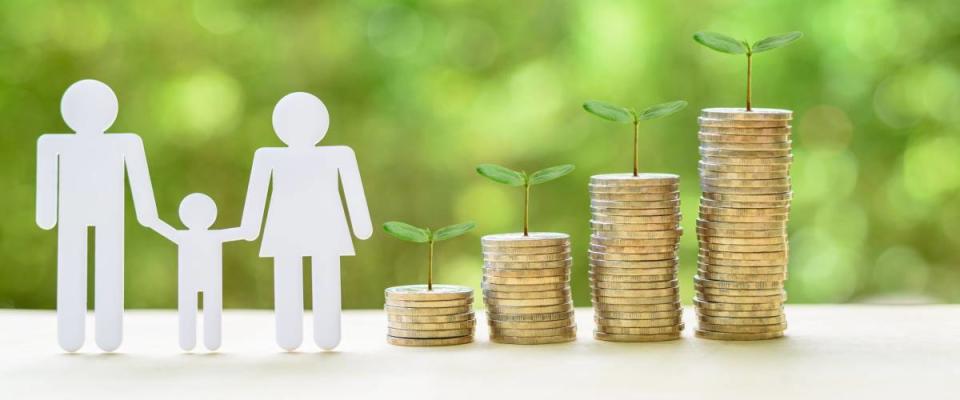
xmin=61 ymin=79 xmax=118 ymax=135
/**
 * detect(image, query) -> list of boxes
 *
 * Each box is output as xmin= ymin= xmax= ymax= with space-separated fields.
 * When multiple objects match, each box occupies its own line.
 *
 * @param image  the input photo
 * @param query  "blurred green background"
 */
xmin=2 ymin=0 xmax=959 ymax=310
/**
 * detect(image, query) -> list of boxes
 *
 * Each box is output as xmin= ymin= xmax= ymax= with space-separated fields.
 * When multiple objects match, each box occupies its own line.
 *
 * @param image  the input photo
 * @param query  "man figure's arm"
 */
xmin=120 ymin=134 xmax=160 ymax=228
xmin=36 ymin=135 xmax=60 ymax=230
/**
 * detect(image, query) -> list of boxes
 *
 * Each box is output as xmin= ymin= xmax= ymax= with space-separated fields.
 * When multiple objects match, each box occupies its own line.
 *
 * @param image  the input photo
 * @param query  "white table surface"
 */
xmin=1 ymin=305 xmax=958 ymax=399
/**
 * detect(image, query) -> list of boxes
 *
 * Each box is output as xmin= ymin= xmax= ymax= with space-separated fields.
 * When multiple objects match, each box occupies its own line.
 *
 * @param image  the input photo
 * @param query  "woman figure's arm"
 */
xmin=334 ymin=146 xmax=372 ymax=240
xmin=239 ymin=149 xmax=273 ymax=241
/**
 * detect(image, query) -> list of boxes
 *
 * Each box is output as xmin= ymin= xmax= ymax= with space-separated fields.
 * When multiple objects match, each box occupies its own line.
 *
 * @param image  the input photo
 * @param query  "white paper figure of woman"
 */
xmin=240 ymin=92 xmax=372 ymax=351
xmin=36 ymin=79 xmax=161 ymax=352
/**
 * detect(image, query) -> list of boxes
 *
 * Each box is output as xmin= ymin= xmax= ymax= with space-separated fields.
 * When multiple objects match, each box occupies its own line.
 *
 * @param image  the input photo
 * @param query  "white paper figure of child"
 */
xmin=240 ymin=92 xmax=372 ymax=351
xmin=36 ymin=80 xmax=161 ymax=352
xmin=152 ymin=193 xmax=245 ymax=351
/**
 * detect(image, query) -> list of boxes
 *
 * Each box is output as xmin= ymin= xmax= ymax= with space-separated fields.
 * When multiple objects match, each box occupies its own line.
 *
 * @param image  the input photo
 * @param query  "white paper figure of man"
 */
xmin=240 ymin=92 xmax=372 ymax=351
xmin=152 ymin=193 xmax=245 ymax=351
xmin=36 ymin=79 xmax=161 ymax=352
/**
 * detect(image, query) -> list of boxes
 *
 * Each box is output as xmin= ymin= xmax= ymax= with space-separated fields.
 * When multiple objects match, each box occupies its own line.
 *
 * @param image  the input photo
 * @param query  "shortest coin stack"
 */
xmin=589 ymin=173 xmax=684 ymax=342
xmin=385 ymin=284 xmax=476 ymax=346
xmin=481 ymin=232 xmax=577 ymax=345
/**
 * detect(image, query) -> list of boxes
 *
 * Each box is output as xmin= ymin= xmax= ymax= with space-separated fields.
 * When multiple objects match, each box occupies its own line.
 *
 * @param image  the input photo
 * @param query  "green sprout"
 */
xmin=582 ymin=100 xmax=687 ymax=176
xmin=382 ymin=221 xmax=476 ymax=291
xmin=693 ymin=31 xmax=803 ymax=111
xmin=475 ymin=164 xmax=575 ymax=237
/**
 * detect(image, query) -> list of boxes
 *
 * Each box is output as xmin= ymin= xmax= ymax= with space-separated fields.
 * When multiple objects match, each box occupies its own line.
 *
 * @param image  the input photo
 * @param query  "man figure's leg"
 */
xmin=95 ymin=223 xmax=124 ymax=351
xmin=57 ymin=224 xmax=87 ymax=352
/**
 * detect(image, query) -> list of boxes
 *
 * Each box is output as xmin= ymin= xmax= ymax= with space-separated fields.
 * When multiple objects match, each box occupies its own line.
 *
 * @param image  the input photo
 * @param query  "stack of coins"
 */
xmin=385 ymin=285 xmax=476 ymax=346
xmin=589 ymin=173 xmax=684 ymax=342
xmin=481 ymin=233 xmax=577 ymax=344
xmin=695 ymin=108 xmax=792 ymax=341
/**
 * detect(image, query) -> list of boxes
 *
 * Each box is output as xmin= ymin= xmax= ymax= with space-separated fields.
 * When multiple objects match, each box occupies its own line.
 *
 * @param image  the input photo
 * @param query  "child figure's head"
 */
xmin=179 ymin=193 xmax=217 ymax=230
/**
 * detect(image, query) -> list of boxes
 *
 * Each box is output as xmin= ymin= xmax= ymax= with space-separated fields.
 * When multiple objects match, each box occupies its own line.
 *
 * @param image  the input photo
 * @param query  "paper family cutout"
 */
xmin=36 ymin=80 xmax=372 ymax=352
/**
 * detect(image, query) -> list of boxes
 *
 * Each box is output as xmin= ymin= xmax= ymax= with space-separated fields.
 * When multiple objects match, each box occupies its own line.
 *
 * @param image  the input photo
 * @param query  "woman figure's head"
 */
xmin=272 ymin=92 xmax=329 ymax=147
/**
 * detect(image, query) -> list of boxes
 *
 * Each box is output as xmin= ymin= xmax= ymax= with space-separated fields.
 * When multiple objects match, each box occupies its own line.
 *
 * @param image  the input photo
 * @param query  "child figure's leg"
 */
xmin=312 ymin=256 xmax=341 ymax=350
xmin=202 ymin=287 xmax=222 ymax=351
xmin=179 ymin=288 xmax=197 ymax=351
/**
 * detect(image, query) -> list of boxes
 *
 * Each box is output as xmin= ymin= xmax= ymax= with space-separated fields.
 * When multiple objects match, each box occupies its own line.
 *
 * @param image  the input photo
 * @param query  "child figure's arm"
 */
xmin=153 ymin=219 xmax=180 ymax=242
xmin=215 ymin=227 xmax=247 ymax=243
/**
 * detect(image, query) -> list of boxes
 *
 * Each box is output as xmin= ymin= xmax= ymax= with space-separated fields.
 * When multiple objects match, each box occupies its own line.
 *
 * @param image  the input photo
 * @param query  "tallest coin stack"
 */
xmin=694 ymin=108 xmax=792 ymax=341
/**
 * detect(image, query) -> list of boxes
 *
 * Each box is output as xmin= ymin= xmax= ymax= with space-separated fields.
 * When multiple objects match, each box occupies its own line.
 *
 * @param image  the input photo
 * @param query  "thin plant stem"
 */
xmin=632 ymin=121 xmax=639 ymax=176
xmin=427 ymin=240 xmax=434 ymax=291
xmin=523 ymin=183 xmax=530 ymax=236
xmin=746 ymin=52 xmax=753 ymax=111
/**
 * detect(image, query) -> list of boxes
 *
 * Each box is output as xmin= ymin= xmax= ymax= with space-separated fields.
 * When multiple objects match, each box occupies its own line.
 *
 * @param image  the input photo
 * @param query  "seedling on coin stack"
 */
xmin=475 ymin=163 xmax=579 ymax=344
xmin=381 ymin=221 xmax=477 ymax=346
xmin=690 ymin=31 xmax=802 ymax=341
xmin=581 ymin=100 xmax=688 ymax=342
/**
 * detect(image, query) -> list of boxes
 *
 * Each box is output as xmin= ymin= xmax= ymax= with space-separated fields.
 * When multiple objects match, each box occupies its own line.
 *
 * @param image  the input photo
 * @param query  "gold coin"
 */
xmin=589 ymin=271 xmax=677 ymax=283
xmin=589 ymin=278 xmax=679 ymax=290
xmin=481 ymin=281 xmax=569 ymax=292
xmin=595 ymin=309 xmax=681 ymax=320
xmin=481 ymin=244 xmax=568 ymax=255
xmin=387 ymin=312 xmax=475 ymax=324
xmin=388 ymin=328 xmax=474 ymax=339
xmin=589 ymin=183 xmax=679 ymax=194
xmin=701 ymin=141 xmax=792 ymax=151
xmin=699 ymin=125 xmax=791 ymax=135
xmin=696 ymin=228 xmax=786 ymax=239
xmin=699 ymin=170 xmax=790 ymax=181
xmin=591 ymin=267 xmax=677 ymax=277
xmin=595 ymin=301 xmax=681 ymax=312
xmin=590 ymin=173 xmax=679 ymax=186
xmin=485 ymin=303 xmax=572 ymax=314
xmin=594 ymin=331 xmax=680 ymax=342
xmin=482 ymin=252 xmax=571 ymax=262
xmin=483 ymin=297 xmax=568 ymax=307
xmin=699 ymin=199 xmax=791 ymax=210
xmin=590 ymin=235 xmax=680 ymax=247
xmin=385 ymin=285 xmax=473 ymax=301
xmin=590 ymin=192 xmax=680 ymax=202
xmin=387 ymin=335 xmax=473 ymax=346
xmin=696 ymin=292 xmax=787 ymax=304
xmin=698 ymin=133 xmax=791 ymax=144
xmin=700 ymin=108 xmax=793 ymax=121
xmin=592 ymin=230 xmax=684 ymax=240
xmin=590 ymin=214 xmax=681 ymax=224
xmin=591 ymin=258 xmax=678 ymax=268
xmin=698 ymin=249 xmax=788 ymax=261
xmin=698 ymin=117 xmax=790 ymax=128
xmin=591 ymin=199 xmax=681 ymax=210
xmin=483 ymin=267 xmax=568 ymax=278
xmin=591 ymin=206 xmax=680 ymax=217
xmin=591 ymin=286 xmax=679 ymax=298
xmin=595 ymin=317 xmax=681 ymax=328
xmin=697 ymin=256 xmax=787 ymax=267
xmin=599 ymin=324 xmax=684 ymax=335
xmin=482 ymin=275 xmax=570 ymax=285
xmin=591 ymin=221 xmax=680 ymax=232
xmin=385 ymin=305 xmax=472 ymax=316
xmin=483 ymin=259 xmax=573 ymax=270
xmin=701 ymin=192 xmax=792 ymax=202
xmin=699 ymin=214 xmax=788 ymax=223
xmin=388 ymin=319 xmax=476 ymax=330
xmin=700 ymin=147 xmax=792 ymax=158
xmin=701 ymin=184 xmax=792 ymax=195
xmin=694 ymin=276 xmax=784 ymax=289
xmin=481 ymin=232 xmax=569 ymax=248
xmin=698 ymin=322 xmax=787 ymax=334
xmin=694 ymin=330 xmax=783 ymax=341
xmin=487 ymin=310 xmax=575 ymax=322
xmin=589 ymin=244 xmax=678 ymax=254
xmin=698 ymin=265 xmax=787 ymax=277
xmin=697 ymin=219 xmax=787 ymax=231
xmin=697 ymin=270 xmax=787 ymax=282
xmin=701 ymin=242 xmax=787 ymax=252
xmin=697 ymin=315 xmax=785 ymax=325
xmin=698 ymin=235 xmax=786 ymax=245
xmin=489 ymin=326 xmax=576 ymax=338
xmin=589 ymin=251 xmax=676 ymax=262
xmin=699 ymin=205 xmax=789 ymax=217
xmin=701 ymin=177 xmax=791 ymax=188
xmin=693 ymin=298 xmax=783 ymax=311
xmin=695 ymin=308 xmax=783 ymax=318
xmin=385 ymin=297 xmax=473 ymax=308
xmin=483 ymin=289 xmax=569 ymax=300
xmin=490 ymin=334 xmax=576 ymax=345
xmin=488 ymin=319 xmax=572 ymax=329
xmin=695 ymin=285 xmax=784 ymax=297
xmin=592 ymin=294 xmax=678 ymax=305
xmin=699 ymin=161 xmax=790 ymax=173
